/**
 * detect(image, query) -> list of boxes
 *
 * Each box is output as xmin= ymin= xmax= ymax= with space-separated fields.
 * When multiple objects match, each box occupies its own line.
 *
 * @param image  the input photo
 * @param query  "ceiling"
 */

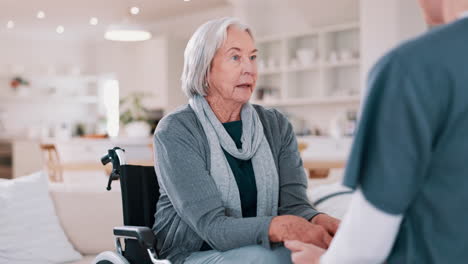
xmin=0 ymin=0 xmax=230 ymax=40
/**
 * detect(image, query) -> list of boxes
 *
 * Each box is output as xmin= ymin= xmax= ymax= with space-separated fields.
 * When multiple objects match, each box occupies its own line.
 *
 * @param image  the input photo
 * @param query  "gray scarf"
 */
xmin=189 ymin=95 xmax=279 ymax=218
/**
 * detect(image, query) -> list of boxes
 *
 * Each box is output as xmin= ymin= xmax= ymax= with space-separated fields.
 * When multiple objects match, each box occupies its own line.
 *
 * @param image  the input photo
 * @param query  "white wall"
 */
xmin=147 ymin=6 xmax=233 ymax=38
xmin=360 ymin=0 xmax=426 ymax=94
xmin=0 ymin=37 xmax=97 ymax=136
xmin=92 ymin=40 xmax=139 ymax=100
xmin=229 ymin=0 xmax=359 ymax=36
xmin=166 ymin=37 xmax=188 ymax=113
xmin=92 ymin=35 xmax=187 ymax=113
xmin=0 ymin=37 xmax=91 ymax=76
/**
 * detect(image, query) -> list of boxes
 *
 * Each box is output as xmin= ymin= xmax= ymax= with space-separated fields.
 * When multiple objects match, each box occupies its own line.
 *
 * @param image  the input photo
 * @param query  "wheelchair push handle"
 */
xmin=101 ymin=154 xmax=111 ymax=166
xmin=101 ymin=147 xmax=126 ymax=191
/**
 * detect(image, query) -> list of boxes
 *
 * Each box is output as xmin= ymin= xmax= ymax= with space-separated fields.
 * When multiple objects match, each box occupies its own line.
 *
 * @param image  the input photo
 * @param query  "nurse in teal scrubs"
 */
xmin=286 ymin=0 xmax=468 ymax=263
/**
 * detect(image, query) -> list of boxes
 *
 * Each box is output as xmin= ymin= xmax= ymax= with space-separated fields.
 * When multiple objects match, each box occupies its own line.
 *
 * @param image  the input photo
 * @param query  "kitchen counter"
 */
xmin=11 ymin=136 xmax=155 ymax=179
xmin=298 ymin=136 xmax=352 ymax=158
xmin=8 ymin=134 xmax=353 ymax=180
xmin=40 ymin=136 xmax=153 ymax=146
xmin=297 ymin=136 xmax=353 ymax=178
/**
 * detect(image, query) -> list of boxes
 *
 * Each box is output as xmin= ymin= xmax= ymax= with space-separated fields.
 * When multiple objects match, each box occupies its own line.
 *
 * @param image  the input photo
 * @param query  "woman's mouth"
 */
xmin=236 ymin=83 xmax=252 ymax=89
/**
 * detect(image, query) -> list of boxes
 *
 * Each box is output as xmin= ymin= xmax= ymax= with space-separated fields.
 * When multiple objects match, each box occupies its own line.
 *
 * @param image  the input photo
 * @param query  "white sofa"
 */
xmin=49 ymin=184 xmax=124 ymax=264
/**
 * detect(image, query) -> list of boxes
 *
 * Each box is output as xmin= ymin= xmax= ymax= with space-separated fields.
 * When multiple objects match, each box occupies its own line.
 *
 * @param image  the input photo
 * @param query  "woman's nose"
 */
xmin=241 ymin=58 xmax=256 ymax=74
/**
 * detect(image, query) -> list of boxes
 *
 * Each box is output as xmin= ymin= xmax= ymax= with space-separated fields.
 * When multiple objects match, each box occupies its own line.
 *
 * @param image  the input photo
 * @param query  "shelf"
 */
xmin=258 ymin=68 xmax=283 ymax=75
xmin=251 ymin=96 xmax=361 ymax=107
xmin=0 ymin=74 xmax=98 ymax=82
xmin=256 ymin=22 xmax=359 ymax=45
xmin=320 ymin=22 xmax=359 ymax=34
xmin=259 ymin=64 xmax=320 ymax=75
xmin=323 ymin=59 xmax=360 ymax=68
xmin=0 ymin=95 xmax=98 ymax=104
xmin=284 ymin=64 xmax=320 ymax=73
xmin=257 ymin=60 xmax=359 ymax=76
xmin=255 ymin=21 xmax=360 ymax=110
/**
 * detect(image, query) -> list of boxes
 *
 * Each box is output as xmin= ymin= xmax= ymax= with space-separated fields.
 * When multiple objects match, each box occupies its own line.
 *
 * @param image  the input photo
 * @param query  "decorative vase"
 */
xmin=124 ymin=121 xmax=151 ymax=138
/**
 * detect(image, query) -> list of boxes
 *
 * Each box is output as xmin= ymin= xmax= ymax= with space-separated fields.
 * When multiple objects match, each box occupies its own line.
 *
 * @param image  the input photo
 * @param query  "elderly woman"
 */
xmin=152 ymin=17 xmax=339 ymax=264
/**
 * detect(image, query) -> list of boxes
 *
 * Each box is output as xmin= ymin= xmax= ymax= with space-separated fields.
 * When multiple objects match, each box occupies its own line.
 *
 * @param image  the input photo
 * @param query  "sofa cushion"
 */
xmin=0 ymin=171 xmax=82 ymax=264
xmin=49 ymin=184 xmax=123 ymax=255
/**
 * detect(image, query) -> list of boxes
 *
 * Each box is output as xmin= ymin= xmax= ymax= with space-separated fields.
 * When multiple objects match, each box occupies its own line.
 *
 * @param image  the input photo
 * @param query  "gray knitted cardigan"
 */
xmin=152 ymin=104 xmax=319 ymax=264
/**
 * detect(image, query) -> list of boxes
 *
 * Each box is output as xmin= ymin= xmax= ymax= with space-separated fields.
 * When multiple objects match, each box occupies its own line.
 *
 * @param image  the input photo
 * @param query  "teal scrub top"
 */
xmin=344 ymin=18 xmax=468 ymax=263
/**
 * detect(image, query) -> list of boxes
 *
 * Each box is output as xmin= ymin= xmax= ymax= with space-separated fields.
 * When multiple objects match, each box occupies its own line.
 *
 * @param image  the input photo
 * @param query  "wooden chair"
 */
xmin=39 ymin=144 xmax=64 ymax=182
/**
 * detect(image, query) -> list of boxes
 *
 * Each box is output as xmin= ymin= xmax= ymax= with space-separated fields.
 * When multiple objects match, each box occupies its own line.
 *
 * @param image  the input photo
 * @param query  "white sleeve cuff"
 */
xmin=320 ymin=188 xmax=403 ymax=264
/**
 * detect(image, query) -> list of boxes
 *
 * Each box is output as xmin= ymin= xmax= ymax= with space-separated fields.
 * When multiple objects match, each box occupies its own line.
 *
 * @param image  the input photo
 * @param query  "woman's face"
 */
xmin=207 ymin=26 xmax=258 ymax=105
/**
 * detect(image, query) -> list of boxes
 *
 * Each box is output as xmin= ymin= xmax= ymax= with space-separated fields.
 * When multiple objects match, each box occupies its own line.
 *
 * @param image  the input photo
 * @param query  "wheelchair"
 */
xmin=92 ymin=147 xmax=170 ymax=264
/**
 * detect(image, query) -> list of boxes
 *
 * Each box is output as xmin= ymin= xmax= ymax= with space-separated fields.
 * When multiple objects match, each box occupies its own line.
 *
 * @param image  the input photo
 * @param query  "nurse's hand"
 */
xmin=269 ymin=215 xmax=332 ymax=249
xmin=285 ymin=240 xmax=325 ymax=264
xmin=310 ymin=214 xmax=340 ymax=236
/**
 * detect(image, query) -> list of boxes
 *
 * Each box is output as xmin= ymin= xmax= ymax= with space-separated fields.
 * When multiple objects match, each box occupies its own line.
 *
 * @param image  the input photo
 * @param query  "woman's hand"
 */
xmin=310 ymin=214 xmax=341 ymax=236
xmin=268 ymin=215 xmax=332 ymax=249
xmin=285 ymin=240 xmax=325 ymax=264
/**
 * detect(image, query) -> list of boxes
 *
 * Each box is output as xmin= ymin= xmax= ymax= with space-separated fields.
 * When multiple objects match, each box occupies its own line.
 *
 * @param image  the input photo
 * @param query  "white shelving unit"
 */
xmin=0 ymin=95 xmax=98 ymax=104
xmin=253 ymin=22 xmax=361 ymax=107
xmin=0 ymin=73 xmax=103 ymax=138
xmin=0 ymin=73 xmax=101 ymax=105
xmin=251 ymin=95 xmax=361 ymax=107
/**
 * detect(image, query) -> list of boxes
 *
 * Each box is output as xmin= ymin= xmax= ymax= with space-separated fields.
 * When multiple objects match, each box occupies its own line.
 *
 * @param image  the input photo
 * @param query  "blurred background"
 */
xmin=0 ymin=1 xmax=432 ymax=262
xmin=0 ymin=0 xmax=426 ymax=184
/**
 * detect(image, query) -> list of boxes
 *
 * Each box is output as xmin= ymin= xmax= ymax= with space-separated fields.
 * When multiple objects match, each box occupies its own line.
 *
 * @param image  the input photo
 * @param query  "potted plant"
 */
xmin=10 ymin=76 xmax=30 ymax=96
xmin=120 ymin=92 xmax=152 ymax=138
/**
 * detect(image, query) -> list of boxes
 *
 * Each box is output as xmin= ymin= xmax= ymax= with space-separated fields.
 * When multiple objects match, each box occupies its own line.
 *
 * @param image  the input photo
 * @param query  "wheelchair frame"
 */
xmin=92 ymin=147 xmax=170 ymax=264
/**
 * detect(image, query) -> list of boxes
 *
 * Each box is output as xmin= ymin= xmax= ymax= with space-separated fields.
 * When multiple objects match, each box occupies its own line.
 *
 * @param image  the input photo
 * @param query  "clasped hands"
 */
xmin=269 ymin=214 xmax=340 ymax=264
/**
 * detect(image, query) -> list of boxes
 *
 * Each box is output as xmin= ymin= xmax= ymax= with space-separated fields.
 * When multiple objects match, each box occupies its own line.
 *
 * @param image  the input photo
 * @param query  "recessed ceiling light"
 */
xmin=184 ymin=0 xmax=191 ymax=2
xmin=37 ymin=11 xmax=46 ymax=19
xmin=130 ymin=6 xmax=140 ymax=15
xmin=6 ymin=20 xmax=14 ymax=29
xmin=89 ymin=17 xmax=99 ymax=26
xmin=56 ymin=25 xmax=64 ymax=34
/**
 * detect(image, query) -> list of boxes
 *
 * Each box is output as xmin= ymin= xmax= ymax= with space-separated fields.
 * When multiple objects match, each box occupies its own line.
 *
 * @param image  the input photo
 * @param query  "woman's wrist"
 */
xmin=309 ymin=213 xmax=324 ymax=224
xmin=268 ymin=216 xmax=285 ymax=242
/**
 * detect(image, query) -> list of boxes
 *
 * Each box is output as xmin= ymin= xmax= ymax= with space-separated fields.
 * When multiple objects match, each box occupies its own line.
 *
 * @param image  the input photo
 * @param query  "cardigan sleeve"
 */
xmin=273 ymin=109 xmax=320 ymax=221
xmin=153 ymin=114 xmax=274 ymax=251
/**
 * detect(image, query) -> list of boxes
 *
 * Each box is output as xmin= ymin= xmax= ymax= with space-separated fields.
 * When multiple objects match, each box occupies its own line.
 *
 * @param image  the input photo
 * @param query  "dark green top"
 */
xmin=201 ymin=120 xmax=258 ymax=251
xmin=222 ymin=120 xmax=258 ymax=218
xmin=344 ymin=17 xmax=468 ymax=263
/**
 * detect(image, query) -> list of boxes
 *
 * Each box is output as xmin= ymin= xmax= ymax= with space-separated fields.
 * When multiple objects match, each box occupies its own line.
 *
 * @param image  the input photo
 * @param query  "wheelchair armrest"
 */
xmin=113 ymin=226 xmax=155 ymax=249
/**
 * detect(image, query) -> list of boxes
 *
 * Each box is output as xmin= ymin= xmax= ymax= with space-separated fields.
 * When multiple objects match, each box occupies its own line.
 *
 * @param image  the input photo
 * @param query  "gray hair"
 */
xmin=181 ymin=17 xmax=253 ymax=98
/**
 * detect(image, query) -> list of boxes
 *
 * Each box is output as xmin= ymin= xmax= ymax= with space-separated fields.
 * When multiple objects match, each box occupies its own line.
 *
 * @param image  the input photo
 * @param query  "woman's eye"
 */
xmin=250 ymin=55 xmax=257 ymax=60
xmin=232 ymin=55 xmax=240 ymax=61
